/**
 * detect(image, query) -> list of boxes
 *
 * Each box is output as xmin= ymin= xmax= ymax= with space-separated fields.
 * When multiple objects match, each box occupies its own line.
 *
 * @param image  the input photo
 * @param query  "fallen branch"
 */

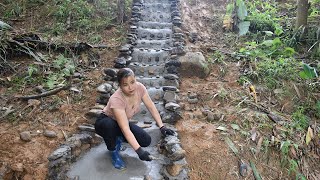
xmin=15 ymin=84 xmax=71 ymax=100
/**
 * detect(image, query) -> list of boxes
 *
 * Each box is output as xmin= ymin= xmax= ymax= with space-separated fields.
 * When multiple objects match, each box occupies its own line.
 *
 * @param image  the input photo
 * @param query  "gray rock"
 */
xmin=119 ymin=44 xmax=131 ymax=52
xmin=165 ymin=102 xmax=180 ymax=112
xmin=162 ymin=111 xmax=182 ymax=124
xmin=178 ymin=52 xmax=210 ymax=78
xmin=92 ymin=104 xmax=105 ymax=110
xmin=103 ymin=68 xmax=118 ymax=78
xmin=96 ymin=94 xmax=110 ymax=105
xmin=166 ymin=143 xmax=186 ymax=161
xmin=44 ymin=130 xmax=57 ymax=138
xmin=85 ymin=109 xmax=103 ymax=118
xmin=188 ymin=93 xmax=197 ymax=99
xmin=165 ymin=158 xmax=188 ymax=177
xmin=72 ymin=133 xmax=93 ymax=144
xmin=163 ymin=86 xmax=177 ymax=92
xmin=73 ymin=72 xmax=83 ymax=78
xmin=173 ymin=26 xmax=183 ymax=33
xmin=163 ymin=91 xmax=178 ymax=103
xmin=164 ymin=74 xmax=179 ymax=80
xmin=66 ymin=137 xmax=82 ymax=150
xmin=164 ymin=135 xmax=180 ymax=145
xmin=48 ymin=145 xmax=71 ymax=161
xmin=78 ymin=125 xmax=95 ymax=132
xmin=97 ymin=83 xmax=113 ymax=94
xmin=187 ymin=98 xmax=198 ymax=104
xmin=114 ymin=57 xmax=127 ymax=68
xmin=164 ymin=79 xmax=180 ymax=88
xmin=20 ymin=131 xmax=31 ymax=142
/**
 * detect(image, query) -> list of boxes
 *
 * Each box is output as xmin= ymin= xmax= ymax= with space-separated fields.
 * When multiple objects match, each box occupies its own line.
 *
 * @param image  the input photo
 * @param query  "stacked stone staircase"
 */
xmin=47 ymin=0 xmax=188 ymax=179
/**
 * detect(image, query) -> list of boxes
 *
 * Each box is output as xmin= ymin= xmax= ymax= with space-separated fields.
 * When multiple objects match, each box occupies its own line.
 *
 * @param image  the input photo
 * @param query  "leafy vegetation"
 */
xmin=0 ymin=0 xmax=132 ymax=38
xmin=222 ymin=0 xmax=320 ymax=178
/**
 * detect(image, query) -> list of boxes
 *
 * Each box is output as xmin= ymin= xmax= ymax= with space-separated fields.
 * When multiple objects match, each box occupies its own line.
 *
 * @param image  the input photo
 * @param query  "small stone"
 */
xmin=20 ymin=131 xmax=31 ymax=142
xmin=92 ymin=104 xmax=105 ymax=110
xmin=163 ymin=86 xmax=177 ymax=92
xmin=78 ymin=125 xmax=95 ymax=132
xmin=97 ymin=83 xmax=113 ymax=94
xmin=166 ymin=158 xmax=187 ymax=176
xmin=85 ymin=109 xmax=103 ymax=118
xmin=48 ymin=145 xmax=71 ymax=161
xmin=66 ymin=137 xmax=82 ymax=150
xmin=165 ymin=102 xmax=180 ymax=112
xmin=119 ymin=44 xmax=131 ymax=52
xmin=187 ymin=98 xmax=198 ymax=104
xmin=70 ymin=87 xmax=81 ymax=93
xmin=114 ymin=57 xmax=127 ymax=65
xmin=173 ymin=26 xmax=183 ymax=33
xmin=188 ymin=93 xmax=198 ymax=99
xmin=163 ymin=91 xmax=177 ymax=103
xmin=144 ymin=120 xmax=152 ymax=124
xmin=104 ymin=68 xmax=118 ymax=78
xmin=43 ymin=130 xmax=57 ymax=138
xmin=96 ymin=94 xmax=110 ymax=105
xmin=148 ymin=69 xmax=155 ymax=75
xmin=154 ymin=93 xmax=161 ymax=101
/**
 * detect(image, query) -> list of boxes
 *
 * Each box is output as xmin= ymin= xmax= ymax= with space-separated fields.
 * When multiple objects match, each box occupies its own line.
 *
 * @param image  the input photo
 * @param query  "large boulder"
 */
xmin=178 ymin=52 xmax=210 ymax=78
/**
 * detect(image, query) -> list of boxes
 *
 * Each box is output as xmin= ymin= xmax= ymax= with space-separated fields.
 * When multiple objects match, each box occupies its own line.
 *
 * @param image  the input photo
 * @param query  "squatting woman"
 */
xmin=94 ymin=68 xmax=174 ymax=170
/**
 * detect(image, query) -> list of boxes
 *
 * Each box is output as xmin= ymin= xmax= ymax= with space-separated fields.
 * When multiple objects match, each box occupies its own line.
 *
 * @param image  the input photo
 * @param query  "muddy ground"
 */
xmin=0 ymin=0 xmax=319 ymax=179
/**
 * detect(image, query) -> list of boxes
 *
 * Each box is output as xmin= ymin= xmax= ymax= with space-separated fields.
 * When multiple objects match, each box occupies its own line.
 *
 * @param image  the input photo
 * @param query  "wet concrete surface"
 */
xmin=67 ymin=126 xmax=166 ymax=180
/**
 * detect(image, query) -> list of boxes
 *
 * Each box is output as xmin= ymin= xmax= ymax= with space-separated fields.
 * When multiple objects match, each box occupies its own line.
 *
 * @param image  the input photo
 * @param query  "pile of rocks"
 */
xmin=48 ymin=132 xmax=100 ymax=179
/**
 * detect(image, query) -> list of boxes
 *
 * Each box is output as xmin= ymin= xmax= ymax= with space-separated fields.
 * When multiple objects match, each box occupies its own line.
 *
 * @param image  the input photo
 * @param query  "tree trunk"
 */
xmin=295 ymin=0 xmax=309 ymax=29
xmin=117 ymin=0 xmax=125 ymax=24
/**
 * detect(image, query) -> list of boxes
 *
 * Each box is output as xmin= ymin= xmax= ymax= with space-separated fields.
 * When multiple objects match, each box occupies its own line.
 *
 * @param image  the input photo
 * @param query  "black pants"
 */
xmin=94 ymin=113 xmax=151 ymax=151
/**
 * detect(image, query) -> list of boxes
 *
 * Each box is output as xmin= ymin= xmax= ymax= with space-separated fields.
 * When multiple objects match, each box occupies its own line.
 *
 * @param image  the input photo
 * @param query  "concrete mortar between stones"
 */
xmin=47 ymin=0 xmax=188 ymax=179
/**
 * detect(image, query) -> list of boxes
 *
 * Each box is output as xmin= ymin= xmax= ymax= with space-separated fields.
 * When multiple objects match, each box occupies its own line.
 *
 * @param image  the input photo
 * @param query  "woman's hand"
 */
xmin=160 ymin=126 xmax=175 ymax=136
xmin=136 ymin=147 xmax=152 ymax=161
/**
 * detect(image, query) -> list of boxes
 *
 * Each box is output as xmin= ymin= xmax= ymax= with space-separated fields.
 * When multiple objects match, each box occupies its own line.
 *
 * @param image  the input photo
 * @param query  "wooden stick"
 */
xmin=15 ymin=84 xmax=70 ymax=100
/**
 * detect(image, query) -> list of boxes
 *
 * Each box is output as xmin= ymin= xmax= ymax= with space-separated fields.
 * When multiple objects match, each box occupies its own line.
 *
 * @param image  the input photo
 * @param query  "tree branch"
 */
xmin=15 ymin=84 xmax=71 ymax=100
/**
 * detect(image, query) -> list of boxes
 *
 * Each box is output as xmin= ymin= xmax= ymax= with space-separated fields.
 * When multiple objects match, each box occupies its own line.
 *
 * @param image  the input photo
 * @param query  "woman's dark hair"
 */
xmin=117 ymin=68 xmax=135 ymax=84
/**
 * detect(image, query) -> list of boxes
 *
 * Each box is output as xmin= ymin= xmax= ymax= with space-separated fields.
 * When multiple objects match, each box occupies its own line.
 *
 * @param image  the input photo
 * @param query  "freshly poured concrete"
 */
xmin=67 ymin=126 xmax=166 ymax=180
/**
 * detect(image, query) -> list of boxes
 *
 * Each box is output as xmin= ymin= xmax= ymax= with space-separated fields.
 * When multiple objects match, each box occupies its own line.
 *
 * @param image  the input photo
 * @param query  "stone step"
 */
xmin=142 ymin=0 xmax=172 ymax=4
xmin=132 ymin=101 xmax=165 ymax=122
xmin=137 ymin=28 xmax=172 ymax=40
xmin=138 ymin=21 xmax=173 ymax=29
xmin=140 ymin=13 xmax=171 ymax=23
xmin=142 ymin=3 xmax=172 ymax=13
xmin=129 ymin=63 xmax=165 ymax=77
xmin=135 ymin=39 xmax=173 ymax=49
xmin=143 ymin=2 xmax=171 ymax=9
xmin=131 ymin=48 xmax=169 ymax=65
xmin=136 ymin=76 xmax=179 ymax=89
